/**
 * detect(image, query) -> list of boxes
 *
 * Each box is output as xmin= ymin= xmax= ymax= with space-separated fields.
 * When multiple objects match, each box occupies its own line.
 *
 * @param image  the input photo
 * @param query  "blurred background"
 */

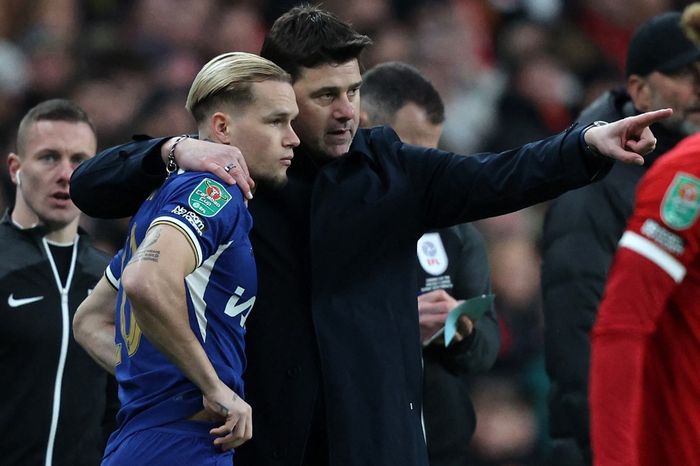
xmin=0 ymin=0 xmax=692 ymax=464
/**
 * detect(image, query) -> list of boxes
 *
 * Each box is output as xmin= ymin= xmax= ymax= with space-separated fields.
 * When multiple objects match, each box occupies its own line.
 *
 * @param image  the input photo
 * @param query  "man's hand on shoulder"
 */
xmin=163 ymin=136 xmax=255 ymax=200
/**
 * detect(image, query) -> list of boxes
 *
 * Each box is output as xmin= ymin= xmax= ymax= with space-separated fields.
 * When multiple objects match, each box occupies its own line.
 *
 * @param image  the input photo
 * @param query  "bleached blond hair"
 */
xmin=682 ymin=3 xmax=700 ymax=45
xmin=185 ymin=52 xmax=291 ymax=123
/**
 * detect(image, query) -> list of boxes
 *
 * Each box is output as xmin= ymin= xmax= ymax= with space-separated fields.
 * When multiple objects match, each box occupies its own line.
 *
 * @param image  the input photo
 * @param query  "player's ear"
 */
xmin=210 ymin=112 xmax=232 ymax=145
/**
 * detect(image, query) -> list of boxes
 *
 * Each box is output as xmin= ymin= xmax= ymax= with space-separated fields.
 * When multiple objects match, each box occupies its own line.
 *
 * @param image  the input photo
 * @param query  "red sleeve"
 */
xmin=590 ymin=248 xmax=676 ymax=466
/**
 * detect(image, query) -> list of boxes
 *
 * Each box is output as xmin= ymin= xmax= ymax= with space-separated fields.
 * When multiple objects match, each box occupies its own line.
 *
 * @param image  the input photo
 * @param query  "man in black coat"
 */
xmin=360 ymin=61 xmax=499 ymax=466
xmin=541 ymin=10 xmax=700 ymax=466
xmin=70 ymin=5 xmax=667 ymax=466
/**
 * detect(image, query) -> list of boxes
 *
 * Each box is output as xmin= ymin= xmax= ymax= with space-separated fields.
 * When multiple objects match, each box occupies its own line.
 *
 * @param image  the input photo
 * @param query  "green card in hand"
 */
xmin=444 ymin=294 xmax=495 ymax=347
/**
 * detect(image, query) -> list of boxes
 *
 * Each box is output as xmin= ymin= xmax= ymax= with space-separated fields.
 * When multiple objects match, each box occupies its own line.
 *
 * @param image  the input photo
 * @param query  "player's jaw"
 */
xmin=251 ymin=151 xmax=294 ymax=189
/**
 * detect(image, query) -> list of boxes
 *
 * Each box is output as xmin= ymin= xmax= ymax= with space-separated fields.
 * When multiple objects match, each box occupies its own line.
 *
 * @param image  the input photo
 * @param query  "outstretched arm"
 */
xmin=399 ymin=108 xmax=674 ymax=230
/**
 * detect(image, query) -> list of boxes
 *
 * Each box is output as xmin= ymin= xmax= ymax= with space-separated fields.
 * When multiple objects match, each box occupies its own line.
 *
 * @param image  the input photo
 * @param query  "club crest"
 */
xmin=661 ymin=173 xmax=700 ymax=230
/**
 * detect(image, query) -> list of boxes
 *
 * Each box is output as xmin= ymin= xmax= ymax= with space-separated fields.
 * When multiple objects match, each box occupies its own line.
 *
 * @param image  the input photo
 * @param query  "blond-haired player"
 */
xmin=74 ymin=52 xmax=298 ymax=465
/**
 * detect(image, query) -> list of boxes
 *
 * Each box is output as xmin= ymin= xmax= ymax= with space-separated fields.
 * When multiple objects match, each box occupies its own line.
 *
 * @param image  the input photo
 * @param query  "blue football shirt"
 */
xmin=104 ymin=171 xmax=256 ymax=454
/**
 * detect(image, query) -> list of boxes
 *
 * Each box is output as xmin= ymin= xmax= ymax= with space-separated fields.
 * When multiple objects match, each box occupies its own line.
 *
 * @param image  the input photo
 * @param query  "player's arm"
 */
xmin=73 ymin=276 xmax=119 ymax=374
xmin=70 ymin=136 xmax=252 ymax=219
xmin=121 ymin=223 xmax=252 ymax=448
xmin=590 ymin=232 xmax=682 ymax=466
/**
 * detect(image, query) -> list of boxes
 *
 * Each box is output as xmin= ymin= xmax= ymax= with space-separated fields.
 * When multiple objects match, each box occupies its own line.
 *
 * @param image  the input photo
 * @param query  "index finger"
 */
xmin=628 ymin=108 xmax=673 ymax=128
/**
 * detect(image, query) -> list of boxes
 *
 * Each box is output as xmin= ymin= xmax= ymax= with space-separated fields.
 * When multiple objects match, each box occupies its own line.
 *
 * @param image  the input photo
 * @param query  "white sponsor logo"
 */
xmin=171 ymin=205 xmax=206 ymax=236
xmin=8 ymin=294 xmax=44 ymax=308
xmin=417 ymin=233 xmax=449 ymax=276
xmin=224 ymin=286 xmax=256 ymax=327
xmin=641 ymin=219 xmax=685 ymax=255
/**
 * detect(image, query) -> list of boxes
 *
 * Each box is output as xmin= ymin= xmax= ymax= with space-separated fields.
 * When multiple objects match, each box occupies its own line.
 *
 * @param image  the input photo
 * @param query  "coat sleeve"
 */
xmin=71 ymin=136 xmax=171 ymax=218
xmin=394 ymin=125 xmax=613 ymax=230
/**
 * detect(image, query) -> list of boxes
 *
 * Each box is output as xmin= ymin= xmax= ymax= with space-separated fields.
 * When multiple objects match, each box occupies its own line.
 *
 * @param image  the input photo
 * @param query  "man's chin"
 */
xmin=255 ymin=175 xmax=288 ymax=190
xmin=41 ymin=217 xmax=77 ymax=232
xmin=299 ymin=141 xmax=350 ymax=162
xmin=321 ymin=144 xmax=351 ymax=159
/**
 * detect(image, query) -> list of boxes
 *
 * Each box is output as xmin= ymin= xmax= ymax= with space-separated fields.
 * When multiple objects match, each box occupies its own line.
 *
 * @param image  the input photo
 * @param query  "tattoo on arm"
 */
xmin=130 ymin=249 xmax=160 ymax=263
xmin=141 ymin=227 xmax=161 ymax=249
xmin=213 ymin=392 xmax=239 ymax=417
xmin=215 ymin=402 xmax=229 ymax=416
xmin=129 ymin=227 xmax=162 ymax=264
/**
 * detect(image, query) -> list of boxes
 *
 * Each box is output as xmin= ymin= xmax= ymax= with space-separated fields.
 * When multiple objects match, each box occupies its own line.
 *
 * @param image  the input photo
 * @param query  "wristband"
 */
xmin=166 ymin=134 xmax=189 ymax=176
xmin=582 ymin=120 xmax=609 ymax=157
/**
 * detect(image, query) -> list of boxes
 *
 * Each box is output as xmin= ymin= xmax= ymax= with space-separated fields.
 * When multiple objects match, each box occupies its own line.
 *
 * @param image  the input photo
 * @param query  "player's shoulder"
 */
xmin=165 ymin=171 xmax=245 ymax=204
xmin=633 ymin=135 xmax=700 ymax=233
xmin=647 ymin=133 xmax=700 ymax=180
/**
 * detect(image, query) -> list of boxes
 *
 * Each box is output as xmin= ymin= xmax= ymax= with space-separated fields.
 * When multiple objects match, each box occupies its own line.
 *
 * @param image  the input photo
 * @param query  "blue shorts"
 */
xmin=102 ymin=420 xmax=234 ymax=466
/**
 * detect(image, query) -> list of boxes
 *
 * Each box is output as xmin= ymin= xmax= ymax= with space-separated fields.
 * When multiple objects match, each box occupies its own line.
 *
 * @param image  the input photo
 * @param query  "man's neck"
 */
xmin=11 ymin=208 xmax=79 ymax=243
xmin=43 ymin=226 xmax=79 ymax=244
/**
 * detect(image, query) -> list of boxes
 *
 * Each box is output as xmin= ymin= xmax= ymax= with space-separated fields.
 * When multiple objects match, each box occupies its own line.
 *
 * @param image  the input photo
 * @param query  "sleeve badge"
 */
xmin=188 ymin=178 xmax=232 ymax=217
xmin=661 ymin=172 xmax=700 ymax=230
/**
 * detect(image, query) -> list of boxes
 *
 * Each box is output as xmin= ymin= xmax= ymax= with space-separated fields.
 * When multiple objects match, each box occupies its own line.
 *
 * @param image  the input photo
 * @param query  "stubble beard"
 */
xmin=254 ymin=173 xmax=288 ymax=190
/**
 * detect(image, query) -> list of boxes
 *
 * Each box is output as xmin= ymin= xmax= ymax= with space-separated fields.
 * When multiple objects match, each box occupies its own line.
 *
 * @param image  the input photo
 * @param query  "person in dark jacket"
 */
xmin=360 ymin=61 xmax=499 ymax=466
xmin=541 ymin=9 xmax=700 ymax=466
xmin=0 ymin=99 xmax=116 ymax=466
xmin=69 ymin=6 xmax=666 ymax=466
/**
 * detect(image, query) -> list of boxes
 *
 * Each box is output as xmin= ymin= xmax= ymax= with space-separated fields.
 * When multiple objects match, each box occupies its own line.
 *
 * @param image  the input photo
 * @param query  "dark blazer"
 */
xmin=541 ymin=89 xmax=685 ymax=464
xmin=71 ymin=125 xmax=610 ymax=466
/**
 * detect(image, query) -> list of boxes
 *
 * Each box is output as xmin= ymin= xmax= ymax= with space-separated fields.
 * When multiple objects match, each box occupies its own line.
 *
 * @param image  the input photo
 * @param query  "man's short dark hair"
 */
xmin=362 ymin=62 xmax=445 ymax=127
xmin=17 ymin=99 xmax=96 ymax=154
xmin=260 ymin=4 xmax=373 ymax=81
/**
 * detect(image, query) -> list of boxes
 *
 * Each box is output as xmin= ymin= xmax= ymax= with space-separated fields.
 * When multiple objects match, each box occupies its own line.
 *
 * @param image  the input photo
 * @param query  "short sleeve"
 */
xmin=148 ymin=173 xmax=250 ymax=267
xmin=105 ymin=248 xmax=124 ymax=290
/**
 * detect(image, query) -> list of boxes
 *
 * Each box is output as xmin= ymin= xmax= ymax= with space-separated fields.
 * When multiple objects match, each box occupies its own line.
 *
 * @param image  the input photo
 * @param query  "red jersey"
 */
xmin=590 ymin=133 xmax=700 ymax=466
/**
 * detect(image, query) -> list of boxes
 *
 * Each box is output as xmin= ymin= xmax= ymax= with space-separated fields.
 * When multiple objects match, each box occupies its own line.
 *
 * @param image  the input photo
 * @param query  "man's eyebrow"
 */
xmin=310 ymin=86 xmax=341 ymax=96
xmin=311 ymin=81 xmax=363 ymax=96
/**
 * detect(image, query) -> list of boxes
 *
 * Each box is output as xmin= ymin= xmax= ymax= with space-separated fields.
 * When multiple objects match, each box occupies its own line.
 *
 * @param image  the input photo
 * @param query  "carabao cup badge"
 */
xmin=188 ymin=178 xmax=232 ymax=217
xmin=661 ymin=173 xmax=700 ymax=230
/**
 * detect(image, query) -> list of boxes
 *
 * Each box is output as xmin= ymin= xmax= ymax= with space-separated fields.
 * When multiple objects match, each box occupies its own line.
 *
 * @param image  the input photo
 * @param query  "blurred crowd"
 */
xmin=0 ymin=0 xmax=693 ymax=464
